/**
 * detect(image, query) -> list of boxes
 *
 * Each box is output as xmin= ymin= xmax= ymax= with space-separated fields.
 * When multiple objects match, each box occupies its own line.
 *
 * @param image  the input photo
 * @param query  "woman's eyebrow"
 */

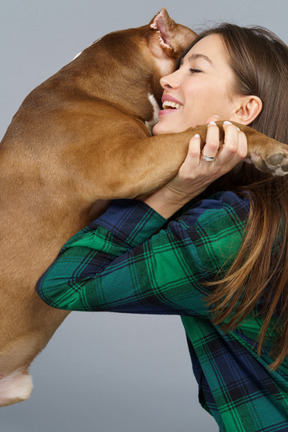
xmin=188 ymin=53 xmax=213 ymax=64
xmin=180 ymin=53 xmax=213 ymax=66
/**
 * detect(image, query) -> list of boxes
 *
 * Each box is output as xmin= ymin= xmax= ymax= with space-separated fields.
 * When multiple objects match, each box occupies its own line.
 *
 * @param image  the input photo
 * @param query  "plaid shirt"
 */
xmin=36 ymin=191 xmax=288 ymax=431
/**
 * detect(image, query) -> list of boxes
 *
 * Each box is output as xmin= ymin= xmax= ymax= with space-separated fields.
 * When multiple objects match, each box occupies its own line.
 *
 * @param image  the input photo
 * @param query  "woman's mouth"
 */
xmin=162 ymin=100 xmax=183 ymax=110
xmin=159 ymin=97 xmax=183 ymax=117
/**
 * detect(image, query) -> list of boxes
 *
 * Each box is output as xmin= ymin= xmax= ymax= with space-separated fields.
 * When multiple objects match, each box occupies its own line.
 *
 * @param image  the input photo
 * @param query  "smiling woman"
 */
xmin=153 ymin=33 xmax=262 ymax=135
xmin=36 ymin=23 xmax=288 ymax=432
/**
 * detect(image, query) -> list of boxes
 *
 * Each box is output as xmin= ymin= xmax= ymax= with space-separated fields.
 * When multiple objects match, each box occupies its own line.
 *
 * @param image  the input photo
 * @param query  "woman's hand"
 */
xmin=143 ymin=120 xmax=248 ymax=219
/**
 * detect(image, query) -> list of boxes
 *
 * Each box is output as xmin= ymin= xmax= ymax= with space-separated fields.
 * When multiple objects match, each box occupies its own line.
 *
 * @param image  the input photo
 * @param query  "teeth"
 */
xmin=162 ymin=101 xmax=183 ymax=110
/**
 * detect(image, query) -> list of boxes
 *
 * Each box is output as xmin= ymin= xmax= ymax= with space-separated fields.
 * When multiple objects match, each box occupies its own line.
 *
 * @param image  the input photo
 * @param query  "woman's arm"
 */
xmin=144 ymin=121 xmax=247 ymax=218
xmin=36 ymin=192 xmax=249 ymax=314
xmin=36 ymin=123 xmax=248 ymax=314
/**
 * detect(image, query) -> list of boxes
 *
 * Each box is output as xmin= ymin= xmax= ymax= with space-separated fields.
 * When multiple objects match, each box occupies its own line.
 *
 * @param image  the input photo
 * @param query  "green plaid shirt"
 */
xmin=36 ymin=191 xmax=288 ymax=431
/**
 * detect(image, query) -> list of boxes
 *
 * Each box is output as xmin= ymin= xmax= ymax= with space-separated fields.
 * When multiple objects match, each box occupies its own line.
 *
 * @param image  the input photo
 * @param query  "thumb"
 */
xmin=205 ymin=115 xmax=220 ymax=124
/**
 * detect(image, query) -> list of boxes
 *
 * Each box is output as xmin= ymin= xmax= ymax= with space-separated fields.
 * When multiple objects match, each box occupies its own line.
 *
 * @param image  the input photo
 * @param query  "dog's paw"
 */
xmin=247 ymin=150 xmax=288 ymax=176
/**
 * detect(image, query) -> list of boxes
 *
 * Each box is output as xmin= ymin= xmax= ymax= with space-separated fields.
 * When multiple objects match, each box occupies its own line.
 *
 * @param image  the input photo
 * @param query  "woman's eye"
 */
xmin=189 ymin=68 xmax=202 ymax=73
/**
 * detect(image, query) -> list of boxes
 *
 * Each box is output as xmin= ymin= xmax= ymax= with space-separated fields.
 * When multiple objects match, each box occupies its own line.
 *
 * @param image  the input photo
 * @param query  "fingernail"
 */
xmin=208 ymin=121 xmax=217 ymax=126
xmin=194 ymin=134 xmax=200 ymax=138
xmin=236 ymin=127 xmax=240 ymax=131
xmin=223 ymin=121 xmax=232 ymax=125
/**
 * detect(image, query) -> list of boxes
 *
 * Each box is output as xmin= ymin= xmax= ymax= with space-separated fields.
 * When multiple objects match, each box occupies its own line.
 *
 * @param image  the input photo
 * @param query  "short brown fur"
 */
xmin=0 ymin=10 xmax=287 ymax=405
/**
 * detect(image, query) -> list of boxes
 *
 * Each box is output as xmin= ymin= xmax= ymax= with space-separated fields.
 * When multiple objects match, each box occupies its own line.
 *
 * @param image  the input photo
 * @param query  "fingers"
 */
xmin=179 ymin=133 xmax=201 ymax=177
xmin=180 ymin=121 xmax=247 ymax=181
xmin=217 ymin=121 xmax=247 ymax=165
xmin=205 ymin=115 xmax=220 ymax=124
xmin=201 ymin=121 xmax=220 ymax=160
xmin=155 ymin=121 xmax=247 ymax=210
xmin=179 ymin=123 xmax=221 ymax=178
xmin=200 ymin=121 xmax=247 ymax=167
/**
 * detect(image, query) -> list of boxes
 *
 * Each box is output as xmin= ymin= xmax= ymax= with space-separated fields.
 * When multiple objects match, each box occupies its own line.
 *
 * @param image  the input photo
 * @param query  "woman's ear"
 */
xmin=229 ymin=95 xmax=262 ymax=125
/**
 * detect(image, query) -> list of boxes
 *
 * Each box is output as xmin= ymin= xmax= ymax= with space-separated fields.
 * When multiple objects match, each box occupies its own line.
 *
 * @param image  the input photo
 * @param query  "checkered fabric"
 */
xmin=36 ymin=191 xmax=288 ymax=431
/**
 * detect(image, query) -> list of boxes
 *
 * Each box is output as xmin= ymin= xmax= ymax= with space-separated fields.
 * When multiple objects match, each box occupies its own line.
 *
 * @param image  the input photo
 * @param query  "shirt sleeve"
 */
xmin=36 ymin=191 xmax=249 ymax=316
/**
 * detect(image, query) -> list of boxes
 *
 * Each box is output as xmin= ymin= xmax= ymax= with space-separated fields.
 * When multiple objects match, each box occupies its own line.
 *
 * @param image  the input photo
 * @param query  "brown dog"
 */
xmin=0 ymin=9 xmax=287 ymax=407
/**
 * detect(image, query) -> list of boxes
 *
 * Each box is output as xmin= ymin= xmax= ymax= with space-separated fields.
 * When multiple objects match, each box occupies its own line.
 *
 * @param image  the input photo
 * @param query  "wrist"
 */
xmin=143 ymin=186 xmax=190 ymax=219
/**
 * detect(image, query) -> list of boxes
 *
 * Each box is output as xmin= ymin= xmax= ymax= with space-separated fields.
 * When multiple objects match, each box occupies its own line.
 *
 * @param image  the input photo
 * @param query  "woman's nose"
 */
xmin=160 ymin=70 xmax=180 ymax=90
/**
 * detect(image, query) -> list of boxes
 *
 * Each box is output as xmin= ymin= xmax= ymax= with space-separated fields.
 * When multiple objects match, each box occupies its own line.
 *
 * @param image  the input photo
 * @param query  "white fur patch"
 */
xmin=145 ymin=93 xmax=160 ymax=134
xmin=0 ymin=369 xmax=33 ymax=406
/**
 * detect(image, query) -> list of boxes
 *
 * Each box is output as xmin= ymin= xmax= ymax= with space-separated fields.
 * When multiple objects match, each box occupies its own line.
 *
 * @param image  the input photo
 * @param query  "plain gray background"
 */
xmin=1 ymin=1 xmax=287 ymax=431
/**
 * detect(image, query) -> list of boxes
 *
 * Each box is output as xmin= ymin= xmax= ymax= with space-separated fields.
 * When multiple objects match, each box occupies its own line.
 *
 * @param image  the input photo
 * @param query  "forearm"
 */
xmin=143 ymin=183 xmax=206 ymax=219
xmin=144 ymin=122 xmax=247 ymax=218
xmin=36 ymin=200 xmax=168 ymax=311
xmin=36 ymin=193 xmax=248 ymax=315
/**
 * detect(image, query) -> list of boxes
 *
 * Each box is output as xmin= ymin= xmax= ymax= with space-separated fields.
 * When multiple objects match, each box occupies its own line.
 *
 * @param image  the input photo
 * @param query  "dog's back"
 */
xmin=0 ymin=10 xmax=196 ymax=406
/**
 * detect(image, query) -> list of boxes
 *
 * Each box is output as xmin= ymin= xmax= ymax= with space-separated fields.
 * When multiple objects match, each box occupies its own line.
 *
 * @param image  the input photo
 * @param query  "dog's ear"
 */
xmin=148 ymin=9 xmax=196 ymax=61
xmin=147 ymin=9 xmax=196 ymax=105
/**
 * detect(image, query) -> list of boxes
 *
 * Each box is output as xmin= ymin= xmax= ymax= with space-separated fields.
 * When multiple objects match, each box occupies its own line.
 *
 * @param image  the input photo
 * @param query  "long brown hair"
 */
xmin=185 ymin=25 xmax=288 ymax=369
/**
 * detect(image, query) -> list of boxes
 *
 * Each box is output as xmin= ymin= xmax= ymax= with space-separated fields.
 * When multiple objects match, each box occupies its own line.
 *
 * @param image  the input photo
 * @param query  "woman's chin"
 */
xmin=152 ymin=123 xmax=161 ymax=136
xmin=152 ymin=121 xmax=174 ymax=136
xmin=152 ymin=118 xmax=190 ymax=136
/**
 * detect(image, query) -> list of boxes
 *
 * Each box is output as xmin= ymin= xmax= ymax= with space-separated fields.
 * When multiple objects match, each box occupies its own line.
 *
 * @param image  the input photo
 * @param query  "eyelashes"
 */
xmin=189 ymin=68 xmax=202 ymax=73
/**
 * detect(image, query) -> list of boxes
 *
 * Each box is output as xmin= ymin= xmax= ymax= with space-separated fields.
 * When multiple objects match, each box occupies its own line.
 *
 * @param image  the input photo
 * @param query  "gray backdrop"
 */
xmin=1 ymin=1 xmax=287 ymax=431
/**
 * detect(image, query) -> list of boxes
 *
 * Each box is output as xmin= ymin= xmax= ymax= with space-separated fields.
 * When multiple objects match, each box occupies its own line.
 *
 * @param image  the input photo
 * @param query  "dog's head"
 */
xmin=73 ymin=10 xmax=196 ymax=123
xmin=147 ymin=9 xmax=197 ymax=102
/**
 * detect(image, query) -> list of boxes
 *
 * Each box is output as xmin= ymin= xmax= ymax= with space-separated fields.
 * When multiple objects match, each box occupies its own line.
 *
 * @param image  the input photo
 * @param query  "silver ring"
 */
xmin=201 ymin=154 xmax=215 ymax=162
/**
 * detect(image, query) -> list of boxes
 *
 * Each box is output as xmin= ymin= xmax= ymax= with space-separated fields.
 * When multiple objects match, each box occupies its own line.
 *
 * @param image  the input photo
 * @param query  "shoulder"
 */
xmin=164 ymin=192 xmax=250 ymax=270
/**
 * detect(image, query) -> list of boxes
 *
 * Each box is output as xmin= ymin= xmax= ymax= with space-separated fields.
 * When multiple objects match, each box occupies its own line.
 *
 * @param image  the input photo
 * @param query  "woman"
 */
xmin=36 ymin=24 xmax=288 ymax=431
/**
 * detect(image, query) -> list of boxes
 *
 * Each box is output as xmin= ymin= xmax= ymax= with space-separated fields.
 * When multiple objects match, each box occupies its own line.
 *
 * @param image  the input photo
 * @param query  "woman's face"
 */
xmin=153 ymin=34 xmax=240 ymax=135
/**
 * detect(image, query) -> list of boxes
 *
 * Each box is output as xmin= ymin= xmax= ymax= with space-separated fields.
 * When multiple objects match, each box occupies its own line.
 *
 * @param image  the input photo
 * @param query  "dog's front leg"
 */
xmin=63 ymin=122 xmax=288 ymax=203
